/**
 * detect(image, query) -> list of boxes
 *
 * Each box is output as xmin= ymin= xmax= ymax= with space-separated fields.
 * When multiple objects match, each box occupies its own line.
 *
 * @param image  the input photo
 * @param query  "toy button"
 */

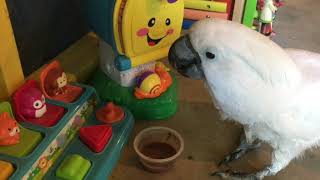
xmin=96 ymin=102 xmax=125 ymax=124
xmin=79 ymin=125 xmax=113 ymax=153
xmin=56 ymin=154 xmax=91 ymax=180
xmin=0 ymin=112 xmax=20 ymax=146
xmin=115 ymin=55 xmax=131 ymax=71
xmin=0 ymin=126 xmax=42 ymax=157
xmin=0 ymin=160 xmax=14 ymax=179
xmin=12 ymin=80 xmax=66 ymax=127
xmin=40 ymin=60 xmax=83 ymax=103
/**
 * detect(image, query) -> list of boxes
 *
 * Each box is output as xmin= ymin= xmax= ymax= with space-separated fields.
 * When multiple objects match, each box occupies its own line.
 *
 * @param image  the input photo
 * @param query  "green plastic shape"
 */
xmin=0 ymin=126 xmax=43 ymax=157
xmin=242 ymin=0 xmax=258 ymax=27
xmin=56 ymin=154 xmax=91 ymax=180
xmin=0 ymin=102 xmax=14 ymax=117
xmin=91 ymin=69 xmax=178 ymax=120
xmin=0 ymin=102 xmax=43 ymax=157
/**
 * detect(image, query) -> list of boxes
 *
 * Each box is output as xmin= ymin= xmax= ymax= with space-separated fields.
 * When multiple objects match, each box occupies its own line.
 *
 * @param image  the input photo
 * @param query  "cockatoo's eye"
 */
xmin=206 ymin=52 xmax=215 ymax=59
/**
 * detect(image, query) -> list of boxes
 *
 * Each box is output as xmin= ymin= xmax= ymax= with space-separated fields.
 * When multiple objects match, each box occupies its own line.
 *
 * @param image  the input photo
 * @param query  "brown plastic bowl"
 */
xmin=133 ymin=126 xmax=184 ymax=173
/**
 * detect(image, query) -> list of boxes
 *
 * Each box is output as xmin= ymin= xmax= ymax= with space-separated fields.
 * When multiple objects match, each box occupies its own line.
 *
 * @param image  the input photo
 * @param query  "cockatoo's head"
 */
xmin=169 ymin=19 xmax=301 ymax=88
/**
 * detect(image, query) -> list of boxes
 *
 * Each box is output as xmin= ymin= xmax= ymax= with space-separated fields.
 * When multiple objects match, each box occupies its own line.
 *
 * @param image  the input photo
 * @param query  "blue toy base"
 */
xmin=44 ymin=107 xmax=134 ymax=180
xmin=0 ymin=84 xmax=134 ymax=180
xmin=182 ymin=19 xmax=196 ymax=29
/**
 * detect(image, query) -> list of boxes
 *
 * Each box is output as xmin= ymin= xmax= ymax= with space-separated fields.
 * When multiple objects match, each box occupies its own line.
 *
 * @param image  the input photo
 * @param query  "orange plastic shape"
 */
xmin=40 ymin=60 xmax=83 ymax=103
xmin=0 ymin=112 xmax=20 ymax=146
xmin=0 ymin=160 xmax=14 ymax=179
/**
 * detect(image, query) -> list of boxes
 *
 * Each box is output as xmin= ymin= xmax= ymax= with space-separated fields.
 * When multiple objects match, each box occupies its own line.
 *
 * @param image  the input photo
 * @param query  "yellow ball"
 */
xmin=140 ymin=74 xmax=161 ymax=94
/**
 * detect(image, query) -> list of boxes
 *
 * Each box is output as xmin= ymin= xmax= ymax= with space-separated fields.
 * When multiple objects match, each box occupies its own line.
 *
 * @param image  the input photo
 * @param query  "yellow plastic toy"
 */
xmin=114 ymin=0 xmax=184 ymax=68
xmin=82 ymin=0 xmax=181 ymax=119
xmin=84 ymin=0 xmax=184 ymax=71
xmin=0 ymin=0 xmax=24 ymax=100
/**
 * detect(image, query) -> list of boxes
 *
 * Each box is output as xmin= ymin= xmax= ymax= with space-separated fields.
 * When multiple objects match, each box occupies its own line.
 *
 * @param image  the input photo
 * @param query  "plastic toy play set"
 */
xmin=0 ymin=61 xmax=134 ymax=180
xmin=81 ymin=0 xmax=184 ymax=120
xmin=0 ymin=0 xmax=269 ymax=179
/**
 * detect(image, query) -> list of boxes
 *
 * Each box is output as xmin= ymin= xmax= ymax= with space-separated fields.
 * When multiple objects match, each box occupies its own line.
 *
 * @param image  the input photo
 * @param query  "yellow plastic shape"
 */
xmin=0 ymin=160 xmax=14 ymax=179
xmin=0 ymin=0 xmax=24 ymax=100
xmin=113 ymin=0 xmax=184 ymax=67
xmin=140 ymin=73 xmax=161 ymax=94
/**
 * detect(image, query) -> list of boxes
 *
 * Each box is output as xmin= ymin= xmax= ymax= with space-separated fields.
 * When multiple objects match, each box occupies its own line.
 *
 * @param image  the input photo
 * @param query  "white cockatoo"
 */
xmin=168 ymin=18 xmax=320 ymax=179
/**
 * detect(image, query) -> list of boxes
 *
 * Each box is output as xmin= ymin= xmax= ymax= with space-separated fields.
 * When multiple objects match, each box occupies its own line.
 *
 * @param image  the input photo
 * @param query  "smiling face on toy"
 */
xmin=136 ymin=17 xmax=174 ymax=47
xmin=56 ymin=72 xmax=67 ymax=88
xmin=132 ymin=0 xmax=181 ymax=53
xmin=45 ymin=68 xmax=67 ymax=96
xmin=130 ymin=0 xmax=183 ymax=55
xmin=20 ymin=88 xmax=47 ymax=119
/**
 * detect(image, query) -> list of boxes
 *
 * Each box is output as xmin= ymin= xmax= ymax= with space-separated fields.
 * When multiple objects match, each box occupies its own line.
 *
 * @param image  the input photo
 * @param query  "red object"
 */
xmin=96 ymin=102 xmax=125 ymax=124
xmin=0 ymin=112 xmax=20 ymax=146
xmin=260 ymin=23 xmax=273 ymax=36
xmin=258 ymin=0 xmax=264 ymax=10
xmin=274 ymin=0 xmax=284 ymax=7
xmin=40 ymin=60 xmax=83 ymax=103
xmin=12 ymin=80 xmax=65 ymax=127
xmin=214 ymin=0 xmax=234 ymax=20
xmin=258 ymin=0 xmax=284 ymax=10
xmin=79 ymin=125 xmax=113 ymax=153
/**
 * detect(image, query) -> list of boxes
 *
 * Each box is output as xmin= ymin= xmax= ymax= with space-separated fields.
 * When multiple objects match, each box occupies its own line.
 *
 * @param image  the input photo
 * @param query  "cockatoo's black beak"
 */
xmin=168 ymin=35 xmax=204 ymax=80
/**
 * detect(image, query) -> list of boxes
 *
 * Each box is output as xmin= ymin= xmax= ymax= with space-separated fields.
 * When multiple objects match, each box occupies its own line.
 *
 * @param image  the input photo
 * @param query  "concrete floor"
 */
xmin=110 ymin=1 xmax=320 ymax=180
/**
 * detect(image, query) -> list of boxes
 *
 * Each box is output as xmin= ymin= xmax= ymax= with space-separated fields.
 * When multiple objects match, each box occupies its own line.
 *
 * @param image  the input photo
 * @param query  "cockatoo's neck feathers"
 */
xmin=241 ymin=37 xmax=302 ymax=88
